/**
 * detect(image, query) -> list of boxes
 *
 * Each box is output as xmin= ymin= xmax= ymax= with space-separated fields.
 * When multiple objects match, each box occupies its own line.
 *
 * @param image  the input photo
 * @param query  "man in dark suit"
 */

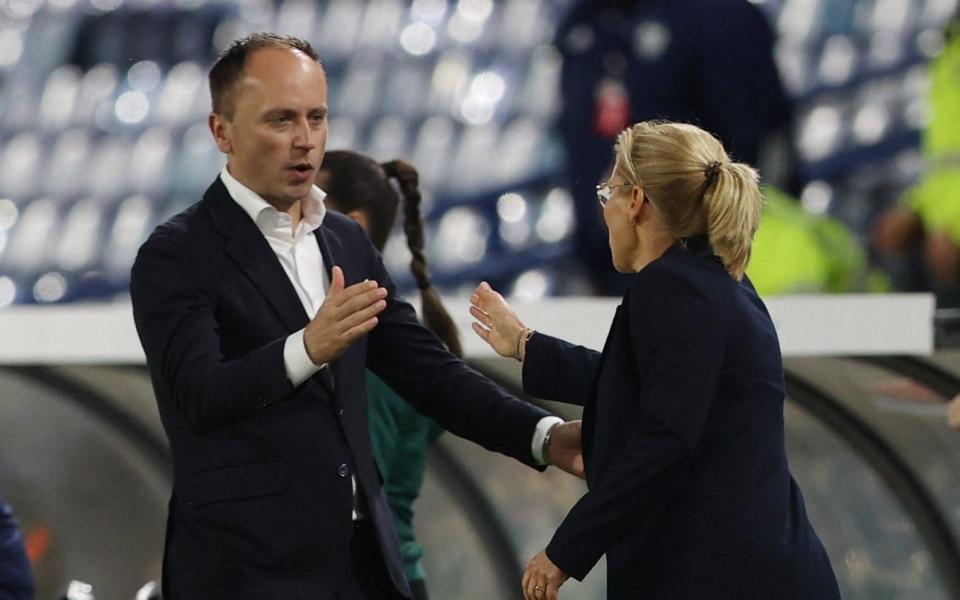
xmin=130 ymin=34 xmax=583 ymax=599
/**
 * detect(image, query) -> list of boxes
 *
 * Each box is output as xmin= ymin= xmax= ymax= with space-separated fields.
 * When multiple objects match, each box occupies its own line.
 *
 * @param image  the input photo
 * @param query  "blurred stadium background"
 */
xmin=3 ymin=0 xmax=960 ymax=598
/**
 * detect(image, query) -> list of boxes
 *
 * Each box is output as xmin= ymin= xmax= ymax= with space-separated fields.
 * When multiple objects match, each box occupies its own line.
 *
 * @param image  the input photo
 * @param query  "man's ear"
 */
xmin=209 ymin=112 xmax=232 ymax=154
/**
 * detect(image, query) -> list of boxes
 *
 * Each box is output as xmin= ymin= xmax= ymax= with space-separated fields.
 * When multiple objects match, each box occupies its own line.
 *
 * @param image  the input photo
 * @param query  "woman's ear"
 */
xmin=627 ymin=186 xmax=646 ymax=225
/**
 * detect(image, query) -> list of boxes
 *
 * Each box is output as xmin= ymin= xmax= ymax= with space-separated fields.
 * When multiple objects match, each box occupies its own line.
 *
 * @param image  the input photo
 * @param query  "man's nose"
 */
xmin=293 ymin=119 xmax=315 ymax=149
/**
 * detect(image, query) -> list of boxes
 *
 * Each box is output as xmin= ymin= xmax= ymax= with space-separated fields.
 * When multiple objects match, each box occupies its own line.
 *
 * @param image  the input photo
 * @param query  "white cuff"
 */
xmin=531 ymin=416 xmax=564 ymax=465
xmin=284 ymin=329 xmax=325 ymax=387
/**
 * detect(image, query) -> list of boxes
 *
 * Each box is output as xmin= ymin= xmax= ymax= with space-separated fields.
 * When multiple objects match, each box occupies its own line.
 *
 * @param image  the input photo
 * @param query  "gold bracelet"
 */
xmin=515 ymin=328 xmax=534 ymax=362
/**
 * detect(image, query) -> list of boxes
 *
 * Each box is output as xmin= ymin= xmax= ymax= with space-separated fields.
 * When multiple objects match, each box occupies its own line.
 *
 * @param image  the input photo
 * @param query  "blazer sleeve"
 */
xmin=130 ymin=227 xmax=294 ymax=434
xmin=358 ymin=224 xmax=551 ymax=468
xmin=545 ymin=270 xmax=730 ymax=580
xmin=521 ymin=332 xmax=602 ymax=406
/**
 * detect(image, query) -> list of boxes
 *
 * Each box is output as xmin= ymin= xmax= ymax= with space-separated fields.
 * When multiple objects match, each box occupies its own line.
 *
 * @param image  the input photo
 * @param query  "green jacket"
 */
xmin=367 ymin=370 xmax=443 ymax=583
xmin=906 ymin=28 xmax=960 ymax=242
xmin=748 ymin=186 xmax=882 ymax=295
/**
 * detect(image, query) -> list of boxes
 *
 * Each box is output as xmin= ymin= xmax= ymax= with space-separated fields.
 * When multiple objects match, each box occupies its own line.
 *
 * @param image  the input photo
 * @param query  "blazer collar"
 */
xmin=204 ymin=177 xmax=311 ymax=334
xmin=665 ymin=233 xmax=721 ymax=263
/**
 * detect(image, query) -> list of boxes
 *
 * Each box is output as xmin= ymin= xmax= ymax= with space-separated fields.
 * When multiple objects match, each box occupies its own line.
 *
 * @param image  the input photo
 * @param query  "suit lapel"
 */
xmin=206 ymin=178 xmax=310 ymax=335
xmin=314 ymin=222 xmax=350 ymax=394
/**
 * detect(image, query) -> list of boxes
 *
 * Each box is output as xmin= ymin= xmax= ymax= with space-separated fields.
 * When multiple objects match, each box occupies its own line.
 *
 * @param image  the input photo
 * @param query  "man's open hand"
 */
xmin=303 ymin=266 xmax=387 ymax=365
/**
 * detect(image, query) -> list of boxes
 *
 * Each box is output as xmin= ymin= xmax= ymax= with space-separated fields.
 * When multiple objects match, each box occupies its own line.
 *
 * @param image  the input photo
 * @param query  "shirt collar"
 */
xmin=219 ymin=165 xmax=327 ymax=235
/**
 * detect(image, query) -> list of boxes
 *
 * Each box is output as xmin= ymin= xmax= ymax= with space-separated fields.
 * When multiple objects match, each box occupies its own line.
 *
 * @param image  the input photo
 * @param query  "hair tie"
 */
xmin=704 ymin=160 xmax=723 ymax=183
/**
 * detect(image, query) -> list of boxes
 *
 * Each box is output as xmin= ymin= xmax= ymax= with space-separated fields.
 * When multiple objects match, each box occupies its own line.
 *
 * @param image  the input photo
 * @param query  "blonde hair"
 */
xmin=614 ymin=121 xmax=763 ymax=280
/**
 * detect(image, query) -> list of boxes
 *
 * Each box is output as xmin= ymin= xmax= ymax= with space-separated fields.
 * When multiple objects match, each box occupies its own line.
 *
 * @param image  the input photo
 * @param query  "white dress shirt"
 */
xmin=220 ymin=166 xmax=561 ymax=470
xmin=220 ymin=166 xmax=327 ymax=387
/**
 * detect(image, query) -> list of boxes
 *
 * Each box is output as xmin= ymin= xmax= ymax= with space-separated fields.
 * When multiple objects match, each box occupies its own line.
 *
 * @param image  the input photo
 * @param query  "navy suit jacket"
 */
xmin=523 ymin=238 xmax=839 ymax=599
xmin=130 ymin=178 xmax=549 ymax=599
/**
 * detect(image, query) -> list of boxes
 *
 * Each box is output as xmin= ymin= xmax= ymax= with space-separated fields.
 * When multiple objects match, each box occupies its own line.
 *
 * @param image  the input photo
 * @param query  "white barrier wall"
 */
xmin=0 ymin=293 xmax=935 ymax=364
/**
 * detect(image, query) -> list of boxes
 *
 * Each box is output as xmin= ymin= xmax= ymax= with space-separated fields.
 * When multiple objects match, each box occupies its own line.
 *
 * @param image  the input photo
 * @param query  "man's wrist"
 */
xmin=284 ymin=329 xmax=324 ymax=387
xmin=532 ymin=416 xmax=564 ymax=464
xmin=541 ymin=421 xmax=561 ymax=465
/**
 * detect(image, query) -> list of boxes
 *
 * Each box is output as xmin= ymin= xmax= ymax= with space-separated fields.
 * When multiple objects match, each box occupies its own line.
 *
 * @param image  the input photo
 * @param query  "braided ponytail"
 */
xmin=381 ymin=160 xmax=464 ymax=359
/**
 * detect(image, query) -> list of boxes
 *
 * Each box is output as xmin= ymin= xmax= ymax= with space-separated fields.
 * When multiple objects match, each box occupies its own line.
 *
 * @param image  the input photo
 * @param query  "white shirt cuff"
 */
xmin=531 ymin=416 xmax=565 ymax=465
xmin=284 ymin=329 xmax=325 ymax=387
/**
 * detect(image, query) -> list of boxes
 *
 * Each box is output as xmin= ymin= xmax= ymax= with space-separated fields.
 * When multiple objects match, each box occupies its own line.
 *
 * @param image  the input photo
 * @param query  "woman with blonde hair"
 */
xmin=471 ymin=121 xmax=839 ymax=599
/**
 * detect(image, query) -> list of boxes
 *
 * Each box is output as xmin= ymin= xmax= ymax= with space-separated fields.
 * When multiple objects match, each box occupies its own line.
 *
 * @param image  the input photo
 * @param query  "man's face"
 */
xmin=210 ymin=47 xmax=328 ymax=209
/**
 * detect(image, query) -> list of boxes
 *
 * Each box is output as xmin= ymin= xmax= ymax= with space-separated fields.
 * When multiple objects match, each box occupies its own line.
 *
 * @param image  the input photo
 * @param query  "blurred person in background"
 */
xmin=316 ymin=151 xmax=452 ymax=600
xmin=130 ymin=33 xmax=583 ymax=599
xmin=747 ymin=185 xmax=885 ymax=296
xmin=555 ymin=0 xmax=793 ymax=294
xmin=471 ymin=121 xmax=839 ymax=600
xmin=873 ymin=16 xmax=960 ymax=306
xmin=0 ymin=491 xmax=32 ymax=600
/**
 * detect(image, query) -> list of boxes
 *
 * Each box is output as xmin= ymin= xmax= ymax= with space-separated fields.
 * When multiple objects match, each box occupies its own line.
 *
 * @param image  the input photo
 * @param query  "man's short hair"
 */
xmin=209 ymin=33 xmax=320 ymax=120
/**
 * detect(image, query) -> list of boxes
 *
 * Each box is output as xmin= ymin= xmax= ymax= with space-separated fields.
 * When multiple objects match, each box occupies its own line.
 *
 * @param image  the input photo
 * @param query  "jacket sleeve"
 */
xmin=545 ymin=271 xmax=730 ymax=580
xmin=130 ymin=227 xmax=294 ymax=434
xmin=521 ymin=332 xmax=602 ymax=406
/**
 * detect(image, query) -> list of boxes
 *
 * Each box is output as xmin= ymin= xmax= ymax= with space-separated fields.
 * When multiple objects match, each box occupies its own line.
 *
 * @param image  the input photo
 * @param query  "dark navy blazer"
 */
xmin=131 ymin=178 xmax=549 ymax=599
xmin=523 ymin=238 xmax=839 ymax=599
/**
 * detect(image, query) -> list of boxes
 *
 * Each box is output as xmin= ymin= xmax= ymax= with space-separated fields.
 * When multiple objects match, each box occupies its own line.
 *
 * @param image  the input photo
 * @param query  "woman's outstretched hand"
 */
xmin=470 ymin=281 xmax=527 ymax=360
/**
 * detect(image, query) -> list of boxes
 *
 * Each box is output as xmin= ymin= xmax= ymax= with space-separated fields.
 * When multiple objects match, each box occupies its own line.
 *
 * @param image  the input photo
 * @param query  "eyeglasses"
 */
xmin=595 ymin=182 xmax=634 ymax=207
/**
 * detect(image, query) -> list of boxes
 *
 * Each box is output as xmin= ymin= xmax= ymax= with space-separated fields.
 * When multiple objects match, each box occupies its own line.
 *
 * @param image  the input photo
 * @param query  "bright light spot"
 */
xmin=818 ymin=36 xmax=856 ymax=86
xmin=904 ymin=97 xmax=929 ymax=130
xmin=90 ymin=0 xmax=124 ymax=12
xmin=0 ymin=276 xmax=15 ymax=308
xmin=34 ymin=272 xmax=67 ymax=303
xmin=512 ymin=270 xmax=550 ymax=301
xmin=448 ymin=13 xmax=484 ymax=43
xmin=115 ymin=91 xmax=150 ymax=124
xmin=799 ymin=105 xmax=842 ymax=161
xmin=47 ymin=0 xmax=80 ymax=11
xmin=536 ymin=189 xmax=575 ymax=242
xmin=497 ymin=193 xmax=527 ymax=223
xmin=800 ymin=181 xmax=832 ymax=215
xmin=0 ymin=30 xmax=24 ymax=67
xmin=400 ymin=22 xmax=437 ymax=56
xmin=127 ymin=60 xmax=162 ymax=92
xmin=460 ymin=95 xmax=494 ymax=125
xmin=852 ymin=103 xmax=889 ymax=145
xmin=412 ymin=0 xmax=447 ymax=22
xmin=499 ymin=220 xmax=531 ymax=249
xmin=457 ymin=0 xmax=493 ymax=22
xmin=0 ymin=199 xmax=18 ymax=231
xmin=916 ymin=29 xmax=944 ymax=58
xmin=435 ymin=208 xmax=488 ymax=265
xmin=470 ymin=71 xmax=505 ymax=103
xmin=6 ymin=0 xmax=43 ymax=18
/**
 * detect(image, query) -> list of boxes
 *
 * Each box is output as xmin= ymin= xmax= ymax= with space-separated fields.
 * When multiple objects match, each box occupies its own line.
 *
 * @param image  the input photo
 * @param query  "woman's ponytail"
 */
xmin=702 ymin=161 xmax=762 ymax=281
